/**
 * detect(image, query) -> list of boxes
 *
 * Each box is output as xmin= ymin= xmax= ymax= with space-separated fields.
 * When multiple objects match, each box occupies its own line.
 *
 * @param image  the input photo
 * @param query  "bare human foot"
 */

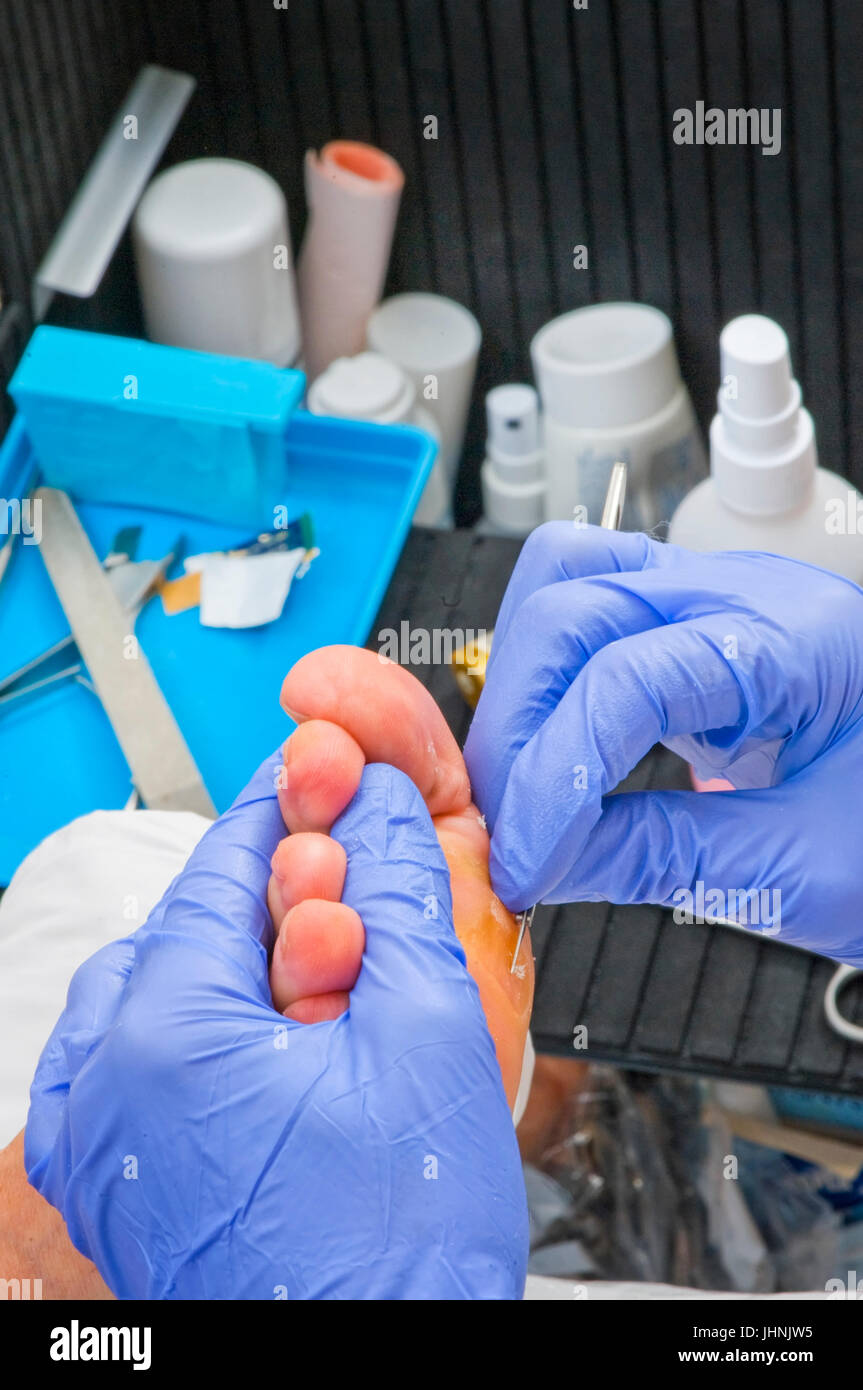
xmin=266 ymin=646 xmax=535 ymax=1109
xmin=516 ymin=1056 xmax=592 ymax=1166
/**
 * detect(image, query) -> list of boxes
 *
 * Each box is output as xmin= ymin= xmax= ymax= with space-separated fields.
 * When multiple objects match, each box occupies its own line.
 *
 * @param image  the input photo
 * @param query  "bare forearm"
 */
xmin=0 ymin=1131 xmax=112 ymax=1300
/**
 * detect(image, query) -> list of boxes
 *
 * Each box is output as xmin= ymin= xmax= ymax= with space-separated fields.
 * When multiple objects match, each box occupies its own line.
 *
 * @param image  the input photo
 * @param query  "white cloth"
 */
xmin=0 ymin=809 xmax=210 ymax=1147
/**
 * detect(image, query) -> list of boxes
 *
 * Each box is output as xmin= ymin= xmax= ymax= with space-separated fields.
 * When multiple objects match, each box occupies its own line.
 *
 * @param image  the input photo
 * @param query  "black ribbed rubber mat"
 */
xmin=4 ymin=1 xmax=863 ymax=521
xmin=373 ymin=528 xmax=863 ymax=1096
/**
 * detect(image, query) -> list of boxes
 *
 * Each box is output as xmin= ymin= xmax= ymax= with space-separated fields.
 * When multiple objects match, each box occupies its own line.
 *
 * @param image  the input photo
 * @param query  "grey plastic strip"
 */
xmin=33 ymin=65 xmax=195 ymax=321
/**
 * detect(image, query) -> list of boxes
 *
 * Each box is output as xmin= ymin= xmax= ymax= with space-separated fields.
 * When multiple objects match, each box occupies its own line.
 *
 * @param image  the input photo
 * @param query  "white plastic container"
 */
xmin=531 ymin=302 xmax=705 ymax=530
xmin=133 ymin=157 xmax=301 ymax=367
xmin=367 ymin=293 xmax=481 ymax=491
xmin=306 ymin=351 xmax=415 ymax=425
xmin=669 ymin=314 xmax=863 ymax=583
xmin=480 ymin=383 xmax=546 ymax=536
xmin=306 ymin=351 xmax=449 ymax=527
xmin=297 ymin=141 xmax=404 ymax=383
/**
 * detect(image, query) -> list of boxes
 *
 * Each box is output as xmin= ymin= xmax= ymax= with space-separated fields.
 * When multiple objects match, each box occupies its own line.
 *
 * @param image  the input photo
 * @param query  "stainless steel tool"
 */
xmin=510 ymin=460 xmax=629 ymax=974
xmin=26 ymin=488 xmax=216 ymax=817
xmin=509 ymin=903 xmax=535 ymax=978
xmin=600 ymin=459 xmax=627 ymax=531
xmin=0 ymin=529 xmax=166 ymax=709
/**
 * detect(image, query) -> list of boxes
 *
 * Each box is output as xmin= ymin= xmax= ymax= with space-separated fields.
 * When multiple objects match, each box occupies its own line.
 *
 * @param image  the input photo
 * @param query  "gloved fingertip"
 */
xmin=487 ymin=837 xmax=537 ymax=915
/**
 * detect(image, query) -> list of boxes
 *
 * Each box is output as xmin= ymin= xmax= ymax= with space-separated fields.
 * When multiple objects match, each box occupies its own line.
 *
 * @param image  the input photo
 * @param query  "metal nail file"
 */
xmin=510 ymin=459 xmax=629 ymax=973
xmin=34 ymin=487 xmax=216 ymax=818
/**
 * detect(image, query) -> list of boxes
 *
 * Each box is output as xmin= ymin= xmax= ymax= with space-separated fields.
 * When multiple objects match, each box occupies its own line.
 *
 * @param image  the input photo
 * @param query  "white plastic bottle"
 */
xmin=531 ymin=303 xmax=705 ymax=530
xmin=306 ymin=351 xmax=449 ymax=527
xmin=669 ymin=314 xmax=863 ymax=583
xmin=133 ymin=158 xmax=301 ymax=367
xmin=479 ymin=384 xmax=546 ymax=537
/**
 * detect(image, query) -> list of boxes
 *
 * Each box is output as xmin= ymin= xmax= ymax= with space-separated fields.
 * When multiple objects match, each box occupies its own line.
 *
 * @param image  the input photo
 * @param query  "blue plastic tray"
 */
xmin=0 ymin=409 xmax=433 ymax=882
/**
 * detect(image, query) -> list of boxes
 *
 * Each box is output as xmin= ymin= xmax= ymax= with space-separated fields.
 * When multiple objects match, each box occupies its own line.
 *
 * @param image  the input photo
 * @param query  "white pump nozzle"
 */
xmin=711 ymin=314 xmax=816 ymax=517
xmin=486 ymin=384 xmax=541 ymax=459
xmin=481 ymin=382 xmax=546 ymax=534
xmin=720 ymin=314 xmax=793 ymax=420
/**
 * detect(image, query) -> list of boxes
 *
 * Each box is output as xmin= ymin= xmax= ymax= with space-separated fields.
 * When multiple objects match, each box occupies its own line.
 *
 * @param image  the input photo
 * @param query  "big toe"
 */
xmin=281 ymin=644 xmax=471 ymax=817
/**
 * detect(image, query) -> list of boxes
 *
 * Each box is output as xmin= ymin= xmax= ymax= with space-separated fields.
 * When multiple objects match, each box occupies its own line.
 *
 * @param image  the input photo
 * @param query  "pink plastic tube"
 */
xmin=297 ymin=141 xmax=404 ymax=383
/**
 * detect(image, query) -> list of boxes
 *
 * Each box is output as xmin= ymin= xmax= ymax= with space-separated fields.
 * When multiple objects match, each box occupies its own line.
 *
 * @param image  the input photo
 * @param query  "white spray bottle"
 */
xmin=669 ymin=313 xmax=863 ymax=582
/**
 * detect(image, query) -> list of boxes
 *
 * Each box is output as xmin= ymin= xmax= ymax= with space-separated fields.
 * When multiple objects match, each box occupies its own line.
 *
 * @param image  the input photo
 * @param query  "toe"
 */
xmin=281 ymin=645 xmax=471 ymax=817
xmin=269 ymin=832 xmax=347 ymax=921
xmin=270 ymin=899 xmax=365 ymax=1012
xmin=278 ymin=720 xmax=365 ymax=833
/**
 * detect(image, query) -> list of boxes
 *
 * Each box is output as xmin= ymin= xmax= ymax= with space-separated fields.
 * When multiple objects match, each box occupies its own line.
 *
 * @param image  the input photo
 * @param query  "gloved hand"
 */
xmin=25 ymin=754 xmax=527 ymax=1300
xmin=465 ymin=523 xmax=863 ymax=965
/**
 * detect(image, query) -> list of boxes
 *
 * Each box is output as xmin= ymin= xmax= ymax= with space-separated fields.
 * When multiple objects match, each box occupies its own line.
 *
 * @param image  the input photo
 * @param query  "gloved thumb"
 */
xmin=135 ymin=746 xmax=287 ymax=993
xmin=331 ymin=764 xmax=494 ymax=1054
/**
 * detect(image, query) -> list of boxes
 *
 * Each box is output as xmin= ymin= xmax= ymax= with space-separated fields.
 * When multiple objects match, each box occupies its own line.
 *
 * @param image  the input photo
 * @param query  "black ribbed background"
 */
xmin=1 ymin=0 xmax=860 ymax=520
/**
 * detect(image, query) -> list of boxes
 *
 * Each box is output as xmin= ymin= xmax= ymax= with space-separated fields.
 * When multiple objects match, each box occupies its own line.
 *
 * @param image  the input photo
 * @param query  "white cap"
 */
xmin=485 ymin=382 xmax=544 ymax=486
xmin=711 ymin=314 xmax=817 ymax=516
xmin=530 ymin=303 xmax=682 ymax=428
xmin=307 ymin=352 xmax=415 ymax=424
xmin=133 ymin=158 xmax=301 ymax=367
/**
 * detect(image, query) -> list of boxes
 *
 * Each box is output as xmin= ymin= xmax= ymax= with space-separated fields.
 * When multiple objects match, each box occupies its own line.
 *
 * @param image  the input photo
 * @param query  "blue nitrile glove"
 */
xmin=25 ymin=753 xmax=527 ymax=1300
xmin=465 ymin=522 xmax=863 ymax=966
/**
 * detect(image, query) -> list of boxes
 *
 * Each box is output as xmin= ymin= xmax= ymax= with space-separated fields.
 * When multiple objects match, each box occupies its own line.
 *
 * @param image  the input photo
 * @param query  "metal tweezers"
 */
xmin=510 ymin=460 xmax=628 ymax=973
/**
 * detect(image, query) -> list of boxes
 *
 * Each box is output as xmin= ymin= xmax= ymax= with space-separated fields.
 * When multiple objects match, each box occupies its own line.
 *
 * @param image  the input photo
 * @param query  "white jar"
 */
xmin=306 ymin=351 xmax=449 ymax=527
xmin=367 ymin=293 xmax=481 ymax=490
xmin=133 ymin=158 xmax=301 ymax=367
xmin=531 ymin=302 xmax=706 ymax=531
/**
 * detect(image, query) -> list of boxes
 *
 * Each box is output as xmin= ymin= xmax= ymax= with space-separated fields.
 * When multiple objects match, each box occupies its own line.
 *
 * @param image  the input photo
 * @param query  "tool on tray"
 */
xmin=4 ymin=488 xmax=216 ymax=818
